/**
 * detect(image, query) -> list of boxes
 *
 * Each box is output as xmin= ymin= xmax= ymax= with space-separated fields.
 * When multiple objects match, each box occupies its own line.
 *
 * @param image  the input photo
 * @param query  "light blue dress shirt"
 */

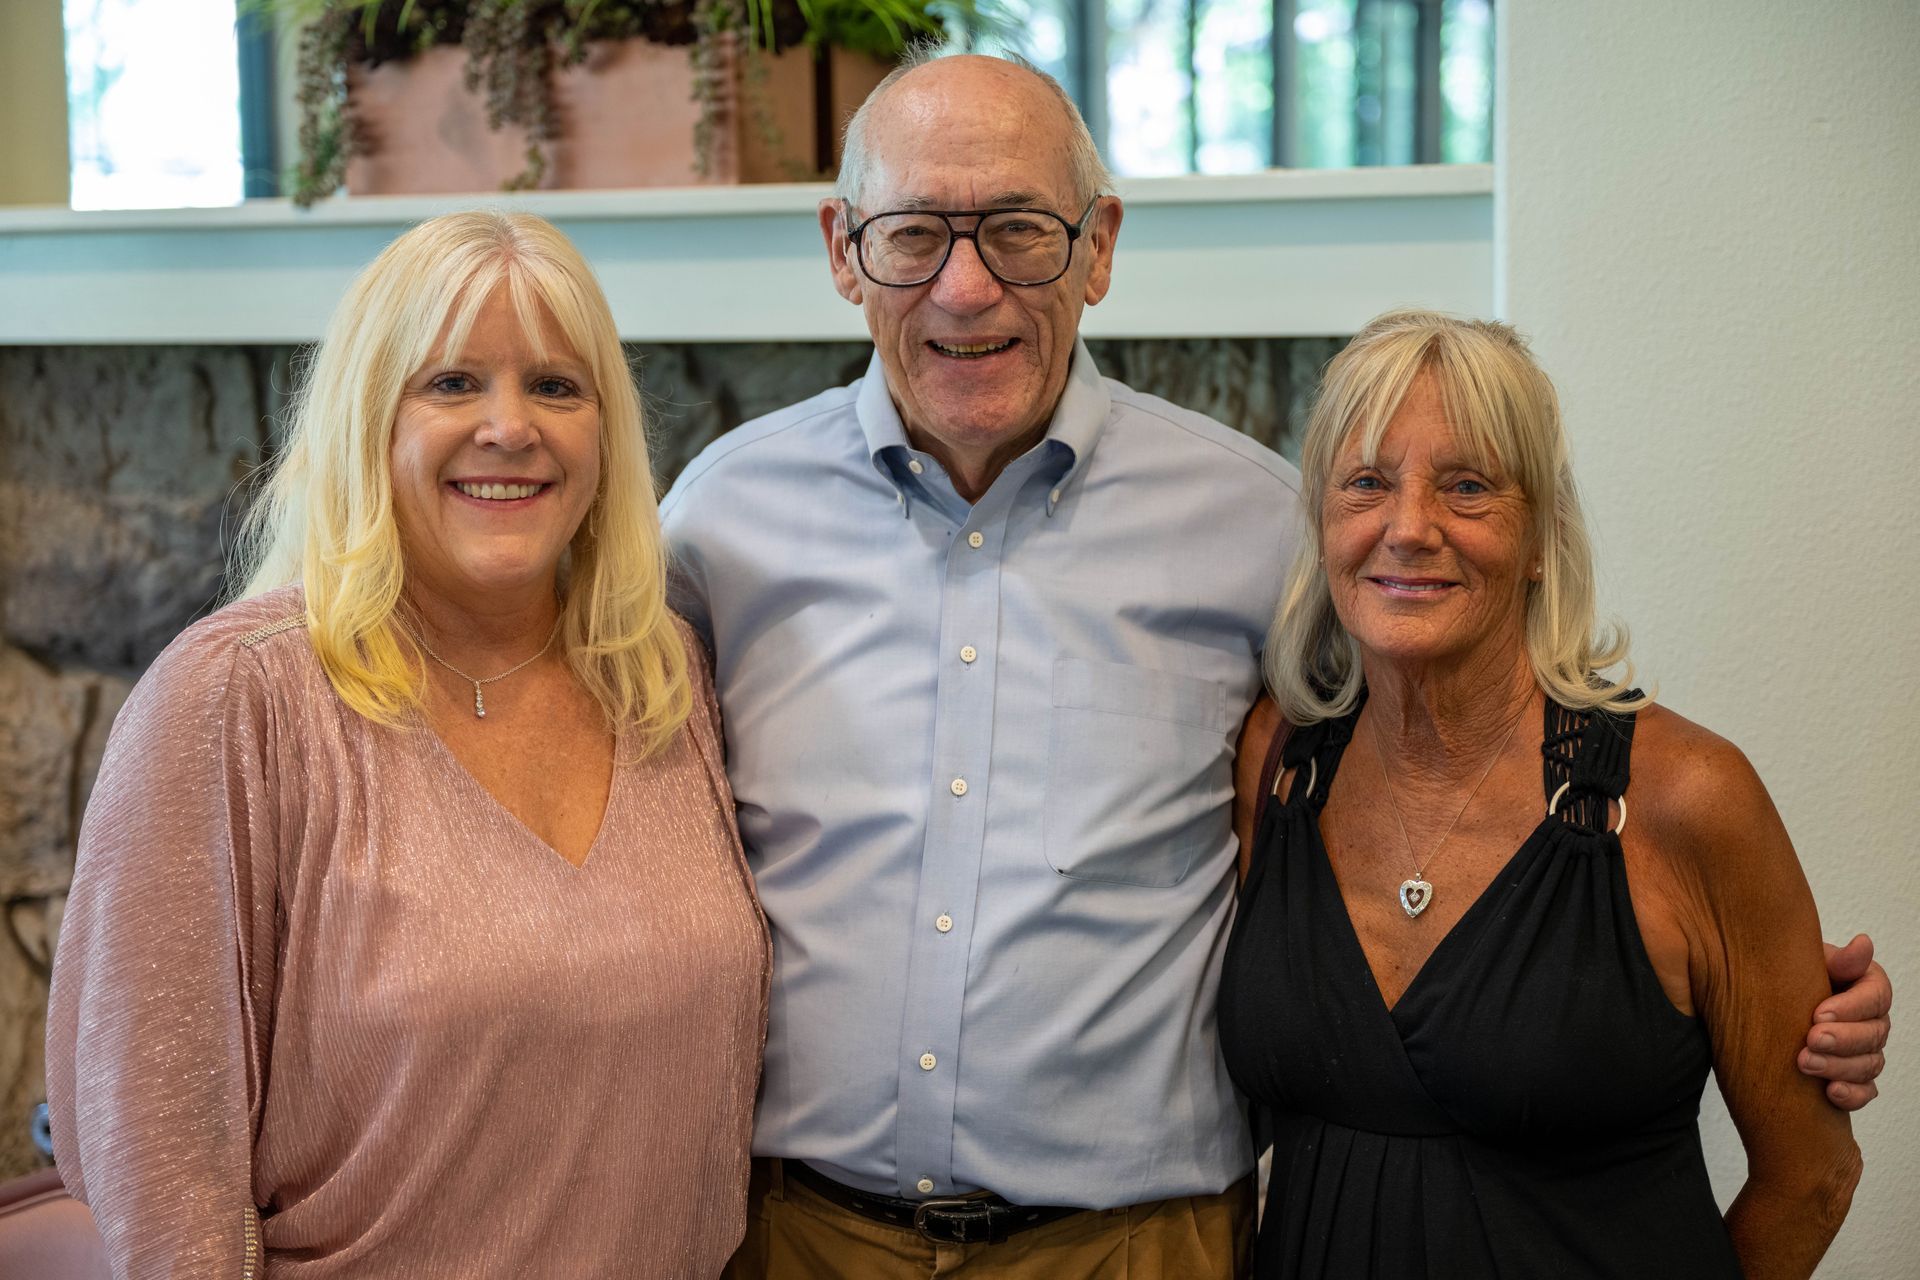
xmin=661 ymin=342 xmax=1301 ymax=1209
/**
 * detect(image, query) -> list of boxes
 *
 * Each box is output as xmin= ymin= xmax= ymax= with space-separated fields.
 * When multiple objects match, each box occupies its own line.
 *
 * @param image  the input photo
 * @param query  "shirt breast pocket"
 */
xmin=1044 ymin=657 xmax=1234 ymax=888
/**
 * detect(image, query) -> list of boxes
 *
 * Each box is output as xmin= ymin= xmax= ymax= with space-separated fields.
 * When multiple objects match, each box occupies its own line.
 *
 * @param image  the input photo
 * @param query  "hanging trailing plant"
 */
xmin=255 ymin=0 xmax=1010 ymax=206
xmin=287 ymin=4 xmax=358 ymax=205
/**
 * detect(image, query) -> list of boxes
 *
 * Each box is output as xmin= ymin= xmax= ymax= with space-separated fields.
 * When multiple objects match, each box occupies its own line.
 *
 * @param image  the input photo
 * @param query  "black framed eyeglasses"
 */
xmin=846 ymin=199 xmax=1100 ymax=288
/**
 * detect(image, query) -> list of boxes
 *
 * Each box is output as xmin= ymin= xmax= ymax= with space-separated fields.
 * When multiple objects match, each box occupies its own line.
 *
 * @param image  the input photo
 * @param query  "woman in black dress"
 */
xmin=1219 ymin=311 xmax=1862 ymax=1278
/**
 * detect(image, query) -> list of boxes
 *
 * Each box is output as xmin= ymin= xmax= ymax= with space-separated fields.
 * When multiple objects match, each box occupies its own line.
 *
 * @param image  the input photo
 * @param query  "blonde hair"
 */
xmin=233 ymin=210 xmax=691 ymax=755
xmin=1264 ymin=309 xmax=1645 ymax=725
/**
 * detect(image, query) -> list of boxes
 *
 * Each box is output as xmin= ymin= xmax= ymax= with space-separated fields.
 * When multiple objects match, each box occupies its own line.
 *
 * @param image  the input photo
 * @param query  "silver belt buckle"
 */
xmin=912 ymin=1197 xmax=981 ymax=1241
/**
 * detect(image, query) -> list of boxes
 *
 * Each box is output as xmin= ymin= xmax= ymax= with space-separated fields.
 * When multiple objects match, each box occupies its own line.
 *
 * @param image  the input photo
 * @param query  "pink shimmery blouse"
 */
xmin=46 ymin=587 xmax=770 ymax=1279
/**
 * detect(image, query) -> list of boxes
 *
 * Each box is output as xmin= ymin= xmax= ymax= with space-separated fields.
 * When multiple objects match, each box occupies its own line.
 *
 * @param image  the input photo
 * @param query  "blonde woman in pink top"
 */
xmin=45 ymin=211 xmax=770 ymax=1278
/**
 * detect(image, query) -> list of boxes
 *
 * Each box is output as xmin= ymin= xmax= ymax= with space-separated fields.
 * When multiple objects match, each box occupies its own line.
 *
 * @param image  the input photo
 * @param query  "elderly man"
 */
xmin=661 ymin=53 xmax=1889 ymax=1279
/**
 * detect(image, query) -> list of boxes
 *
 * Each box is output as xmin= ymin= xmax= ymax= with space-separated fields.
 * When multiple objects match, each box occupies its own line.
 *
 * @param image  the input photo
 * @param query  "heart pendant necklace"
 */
xmin=1367 ymin=695 xmax=1529 ymax=920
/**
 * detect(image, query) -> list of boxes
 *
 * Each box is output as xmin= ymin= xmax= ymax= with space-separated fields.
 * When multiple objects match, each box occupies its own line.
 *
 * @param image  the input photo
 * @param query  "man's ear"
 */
xmin=1082 ymin=197 xmax=1124 ymax=307
xmin=819 ymin=199 xmax=865 ymax=305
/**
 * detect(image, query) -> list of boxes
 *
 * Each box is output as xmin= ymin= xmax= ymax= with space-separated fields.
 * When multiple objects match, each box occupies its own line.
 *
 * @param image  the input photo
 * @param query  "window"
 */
xmin=63 ymin=0 xmax=265 ymax=210
xmin=987 ymin=0 xmax=1493 ymax=176
xmin=58 ymin=0 xmax=1490 ymax=209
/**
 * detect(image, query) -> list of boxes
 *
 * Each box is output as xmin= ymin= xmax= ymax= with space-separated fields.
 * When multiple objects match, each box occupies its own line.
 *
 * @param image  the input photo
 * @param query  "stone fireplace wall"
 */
xmin=0 ymin=335 xmax=1338 ymax=1179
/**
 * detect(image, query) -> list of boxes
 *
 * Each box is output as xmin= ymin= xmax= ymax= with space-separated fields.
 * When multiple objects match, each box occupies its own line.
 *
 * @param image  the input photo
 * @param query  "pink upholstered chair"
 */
xmin=0 ymin=1167 xmax=110 ymax=1279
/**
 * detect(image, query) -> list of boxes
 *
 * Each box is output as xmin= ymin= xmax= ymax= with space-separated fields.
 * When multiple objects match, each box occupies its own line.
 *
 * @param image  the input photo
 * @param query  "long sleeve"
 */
xmin=47 ymin=625 xmax=283 ymax=1279
xmin=45 ymin=587 xmax=767 ymax=1277
xmin=660 ymin=469 xmax=716 ymax=646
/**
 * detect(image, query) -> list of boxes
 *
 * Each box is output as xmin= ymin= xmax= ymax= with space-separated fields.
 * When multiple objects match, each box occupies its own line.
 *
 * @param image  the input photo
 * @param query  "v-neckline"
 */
xmin=417 ymin=721 xmax=621 ymax=871
xmin=1298 ymin=710 xmax=1560 ymax=1021
xmin=1316 ymin=806 xmax=1556 ymax=1019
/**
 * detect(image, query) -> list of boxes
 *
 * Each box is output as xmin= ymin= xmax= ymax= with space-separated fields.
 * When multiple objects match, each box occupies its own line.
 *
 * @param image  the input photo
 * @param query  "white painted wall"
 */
xmin=1498 ymin=4 xmax=1919 ymax=1275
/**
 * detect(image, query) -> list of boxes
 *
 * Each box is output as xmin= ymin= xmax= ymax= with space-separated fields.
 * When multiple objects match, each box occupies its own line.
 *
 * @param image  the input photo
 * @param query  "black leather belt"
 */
xmin=783 ymin=1160 xmax=1087 ymax=1245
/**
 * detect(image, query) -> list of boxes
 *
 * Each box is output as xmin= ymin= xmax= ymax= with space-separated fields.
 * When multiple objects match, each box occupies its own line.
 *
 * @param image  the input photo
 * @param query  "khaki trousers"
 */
xmin=723 ymin=1159 xmax=1253 ymax=1279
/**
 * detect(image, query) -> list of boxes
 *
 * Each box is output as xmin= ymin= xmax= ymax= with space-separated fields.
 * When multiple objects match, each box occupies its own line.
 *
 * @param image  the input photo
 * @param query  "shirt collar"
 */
xmin=857 ymin=339 xmax=1113 ymax=517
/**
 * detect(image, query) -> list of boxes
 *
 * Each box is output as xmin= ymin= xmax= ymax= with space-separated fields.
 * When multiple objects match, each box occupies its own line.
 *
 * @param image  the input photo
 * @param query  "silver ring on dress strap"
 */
xmin=1273 ymin=756 xmax=1317 ymax=801
xmin=1546 ymin=780 xmax=1627 ymax=835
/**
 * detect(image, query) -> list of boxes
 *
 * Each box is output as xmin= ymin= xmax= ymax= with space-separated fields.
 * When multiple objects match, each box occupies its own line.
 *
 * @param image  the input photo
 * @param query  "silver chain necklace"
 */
xmin=1366 ymin=694 xmax=1530 ymax=919
xmin=407 ymin=617 xmax=562 ymax=719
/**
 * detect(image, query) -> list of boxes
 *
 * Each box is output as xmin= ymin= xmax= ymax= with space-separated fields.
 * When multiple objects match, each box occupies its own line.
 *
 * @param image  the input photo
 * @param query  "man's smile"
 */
xmin=928 ymin=338 xmax=1019 ymax=359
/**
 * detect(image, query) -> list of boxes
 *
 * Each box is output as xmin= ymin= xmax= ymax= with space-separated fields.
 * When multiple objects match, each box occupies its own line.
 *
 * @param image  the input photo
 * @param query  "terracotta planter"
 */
xmin=345 ymin=39 xmax=892 ymax=194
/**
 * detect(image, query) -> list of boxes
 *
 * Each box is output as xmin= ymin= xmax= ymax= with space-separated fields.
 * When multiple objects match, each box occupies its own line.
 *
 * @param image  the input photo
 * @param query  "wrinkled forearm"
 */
xmin=1725 ymin=1143 xmax=1862 ymax=1280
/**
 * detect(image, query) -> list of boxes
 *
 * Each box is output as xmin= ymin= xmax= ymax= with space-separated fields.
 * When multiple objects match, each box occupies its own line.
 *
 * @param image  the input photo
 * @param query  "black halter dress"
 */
xmin=1218 ymin=699 xmax=1743 ymax=1278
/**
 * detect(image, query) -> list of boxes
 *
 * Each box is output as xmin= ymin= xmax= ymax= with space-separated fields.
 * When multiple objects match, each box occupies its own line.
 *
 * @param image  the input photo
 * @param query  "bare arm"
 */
xmin=1640 ymin=711 xmax=1861 ymax=1279
xmin=1232 ymin=695 xmax=1285 ymax=885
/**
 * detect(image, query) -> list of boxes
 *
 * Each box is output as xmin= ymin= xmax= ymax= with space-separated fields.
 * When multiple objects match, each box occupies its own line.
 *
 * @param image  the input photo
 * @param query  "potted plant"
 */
xmin=262 ymin=0 xmax=1003 ymax=205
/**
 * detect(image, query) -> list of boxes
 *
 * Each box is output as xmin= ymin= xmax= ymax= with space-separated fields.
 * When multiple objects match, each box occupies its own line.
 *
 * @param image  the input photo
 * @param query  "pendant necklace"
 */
xmin=1367 ymin=693 xmax=1530 ymax=919
xmin=408 ymin=617 xmax=561 ymax=719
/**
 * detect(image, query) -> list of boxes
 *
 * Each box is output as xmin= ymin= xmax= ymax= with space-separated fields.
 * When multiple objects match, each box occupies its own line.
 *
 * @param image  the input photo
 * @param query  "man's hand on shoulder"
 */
xmin=1800 ymin=934 xmax=1891 ymax=1111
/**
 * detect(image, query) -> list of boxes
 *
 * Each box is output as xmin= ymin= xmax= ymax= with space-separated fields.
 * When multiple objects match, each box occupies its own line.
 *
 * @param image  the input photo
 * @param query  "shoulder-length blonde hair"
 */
xmin=1264 ymin=309 xmax=1645 ymax=725
xmin=233 ymin=210 xmax=691 ymax=755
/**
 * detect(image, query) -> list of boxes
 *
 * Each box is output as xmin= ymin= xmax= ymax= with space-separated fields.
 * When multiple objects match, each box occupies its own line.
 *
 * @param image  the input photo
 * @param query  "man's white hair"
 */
xmin=834 ymin=48 xmax=1115 ymax=211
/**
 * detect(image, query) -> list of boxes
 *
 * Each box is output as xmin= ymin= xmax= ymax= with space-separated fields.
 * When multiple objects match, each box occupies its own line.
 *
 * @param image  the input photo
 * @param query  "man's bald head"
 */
xmin=835 ymin=52 xmax=1113 ymax=211
xmin=816 ymin=50 xmax=1125 ymax=502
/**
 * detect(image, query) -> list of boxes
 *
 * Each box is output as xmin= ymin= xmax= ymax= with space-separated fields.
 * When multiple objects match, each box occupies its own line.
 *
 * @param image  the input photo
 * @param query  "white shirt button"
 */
xmin=959 ymin=645 xmax=977 ymax=664
xmin=908 ymin=458 xmax=924 ymax=474
xmin=1049 ymin=488 xmax=1062 ymax=504
xmin=919 ymin=1052 xmax=937 ymax=1071
xmin=936 ymin=914 xmax=954 ymax=933
xmin=949 ymin=777 xmax=968 ymax=797
xmin=917 ymin=1177 xmax=935 ymax=1194
xmin=967 ymin=531 xmax=984 ymax=548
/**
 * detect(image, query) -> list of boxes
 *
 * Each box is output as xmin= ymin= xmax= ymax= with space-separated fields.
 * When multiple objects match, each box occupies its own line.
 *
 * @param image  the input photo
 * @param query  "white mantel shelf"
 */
xmin=0 ymin=165 xmax=1492 ymax=344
